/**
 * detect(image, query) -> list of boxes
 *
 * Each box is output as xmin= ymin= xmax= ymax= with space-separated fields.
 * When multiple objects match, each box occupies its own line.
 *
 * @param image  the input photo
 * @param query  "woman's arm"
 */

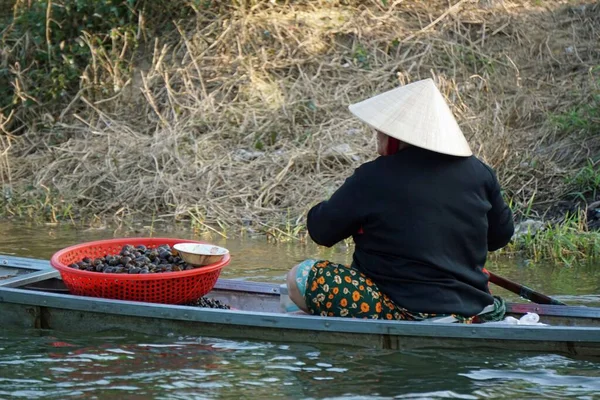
xmin=306 ymin=168 xmax=368 ymax=247
xmin=487 ymin=176 xmax=515 ymax=251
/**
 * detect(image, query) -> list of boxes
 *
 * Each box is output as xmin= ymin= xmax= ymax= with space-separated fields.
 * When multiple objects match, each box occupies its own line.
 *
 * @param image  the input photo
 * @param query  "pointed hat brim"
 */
xmin=348 ymin=79 xmax=472 ymax=157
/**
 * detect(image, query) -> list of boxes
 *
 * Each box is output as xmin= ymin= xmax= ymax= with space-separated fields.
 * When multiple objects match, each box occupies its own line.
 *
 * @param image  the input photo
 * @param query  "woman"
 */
xmin=286 ymin=79 xmax=514 ymax=323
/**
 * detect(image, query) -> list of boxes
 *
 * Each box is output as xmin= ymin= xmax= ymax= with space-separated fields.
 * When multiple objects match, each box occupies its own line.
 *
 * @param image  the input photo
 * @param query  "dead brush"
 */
xmin=0 ymin=110 xmax=14 ymax=202
xmin=3 ymin=0 xmax=600 ymax=238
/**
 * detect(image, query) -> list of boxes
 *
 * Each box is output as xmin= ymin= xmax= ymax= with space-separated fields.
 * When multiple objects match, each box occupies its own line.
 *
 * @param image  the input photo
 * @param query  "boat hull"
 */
xmin=1 ymin=255 xmax=600 ymax=357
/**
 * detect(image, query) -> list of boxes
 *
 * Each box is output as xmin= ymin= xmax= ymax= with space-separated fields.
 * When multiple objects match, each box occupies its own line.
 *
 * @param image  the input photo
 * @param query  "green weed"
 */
xmin=549 ymin=95 xmax=600 ymax=139
xmin=1 ymin=184 xmax=76 ymax=223
xmin=454 ymin=44 xmax=496 ymax=74
xmin=504 ymin=190 xmax=536 ymax=221
xmin=507 ymin=211 xmax=600 ymax=265
xmin=264 ymin=209 xmax=307 ymax=243
xmin=566 ymin=158 xmax=600 ymax=201
xmin=0 ymin=0 xmax=195 ymax=126
xmin=352 ymin=43 xmax=370 ymax=69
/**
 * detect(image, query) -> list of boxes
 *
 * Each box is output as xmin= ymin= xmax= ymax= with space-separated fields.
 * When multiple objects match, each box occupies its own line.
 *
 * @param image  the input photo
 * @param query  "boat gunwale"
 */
xmin=2 ymin=255 xmax=600 ymax=319
xmin=0 ymin=255 xmax=53 ymax=271
xmin=0 ymin=269 xmax=60 ymax=288
xmin=2 ymin=284 xmax=600 ymax=343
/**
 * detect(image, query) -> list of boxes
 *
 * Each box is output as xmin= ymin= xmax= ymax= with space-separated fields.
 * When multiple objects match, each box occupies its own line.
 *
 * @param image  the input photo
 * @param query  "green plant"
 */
xmin=0 ymin=0 xmax=194 ymax=126
xmin=506 ymin=211 xmax=600 ymax=265
xmin=352 ymin=43 xmax=370 ymax=69
xmin=0 ymin=184 xmax=76 ymax=223
xmin=549 ymin=94 xmax=600 ymax=138
xmin=504 ymin=189 xmax=536 ymax=221
xmin=264 ymin=209 xmax=307 ymax=243
xmin=2 ymin=1 xmax=134 ymax=111
xmin=454 ymin=44 xmax=496 ymax=74
xmin=566 ymin=158 xmax=600 ymax=201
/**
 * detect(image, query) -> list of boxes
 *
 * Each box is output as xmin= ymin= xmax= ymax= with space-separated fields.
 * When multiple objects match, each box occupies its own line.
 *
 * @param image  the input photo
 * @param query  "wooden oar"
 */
xmin=486 ymin=270 xmax=567 ymax=306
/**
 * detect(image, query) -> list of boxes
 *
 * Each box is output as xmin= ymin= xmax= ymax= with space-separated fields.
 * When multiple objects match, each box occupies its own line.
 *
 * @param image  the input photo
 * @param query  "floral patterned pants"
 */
xmin=295 ymin=259 xmax=505 ymax=323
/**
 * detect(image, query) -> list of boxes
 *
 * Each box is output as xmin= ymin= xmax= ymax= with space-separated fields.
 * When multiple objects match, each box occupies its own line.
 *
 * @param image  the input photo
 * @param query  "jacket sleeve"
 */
xmin=486 ymin=171 xmax=515 ymax=251
xmin=306 ymin=168 xmax=368 ymax=247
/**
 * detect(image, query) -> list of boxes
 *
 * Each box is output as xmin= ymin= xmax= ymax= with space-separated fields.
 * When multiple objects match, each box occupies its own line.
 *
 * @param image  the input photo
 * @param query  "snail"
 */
xmin=67 ymin=244 xmax=199 ymax=274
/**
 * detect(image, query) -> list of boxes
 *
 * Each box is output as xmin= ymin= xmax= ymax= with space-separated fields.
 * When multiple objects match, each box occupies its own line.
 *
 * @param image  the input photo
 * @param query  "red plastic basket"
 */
xmin=50 ymin=237 xmax=230 ymax=304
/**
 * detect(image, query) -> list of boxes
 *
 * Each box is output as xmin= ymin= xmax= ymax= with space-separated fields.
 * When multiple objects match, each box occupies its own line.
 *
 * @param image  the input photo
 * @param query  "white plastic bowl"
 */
xmin=173 ymin=243 xmax=229 ymax=266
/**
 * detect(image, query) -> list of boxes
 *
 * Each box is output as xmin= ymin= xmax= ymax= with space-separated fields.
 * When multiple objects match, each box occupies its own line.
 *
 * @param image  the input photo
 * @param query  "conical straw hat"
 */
xmin=348 ymin=79 xmax=472 ymax=157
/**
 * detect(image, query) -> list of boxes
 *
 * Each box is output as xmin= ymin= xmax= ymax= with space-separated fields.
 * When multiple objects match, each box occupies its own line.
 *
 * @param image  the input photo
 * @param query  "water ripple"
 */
xmin=461 ymin=368 xmax=600 ymax=391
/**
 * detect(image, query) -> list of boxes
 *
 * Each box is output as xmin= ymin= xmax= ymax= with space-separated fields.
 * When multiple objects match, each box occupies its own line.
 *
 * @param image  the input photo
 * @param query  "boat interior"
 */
xmin=1 ymin=255 xmax=600 ymax=327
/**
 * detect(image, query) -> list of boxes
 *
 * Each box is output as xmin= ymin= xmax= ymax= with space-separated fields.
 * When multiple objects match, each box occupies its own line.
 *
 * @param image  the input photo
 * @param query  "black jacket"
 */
xmin=307 ymin=146 xmax=514 ymax=316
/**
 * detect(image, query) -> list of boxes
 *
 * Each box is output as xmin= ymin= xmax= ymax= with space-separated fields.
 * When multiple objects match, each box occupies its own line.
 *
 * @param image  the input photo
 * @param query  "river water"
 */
xmin=1 ymin=221 xmax=600 ymax=399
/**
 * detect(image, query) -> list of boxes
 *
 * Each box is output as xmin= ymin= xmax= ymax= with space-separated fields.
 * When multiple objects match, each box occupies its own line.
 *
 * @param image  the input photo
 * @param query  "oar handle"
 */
xmin=486 ymin=270 xmax=566 ymax=306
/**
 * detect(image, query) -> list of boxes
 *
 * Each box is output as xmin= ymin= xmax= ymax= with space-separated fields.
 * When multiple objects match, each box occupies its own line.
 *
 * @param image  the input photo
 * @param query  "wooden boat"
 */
xmin=1 ymin=255 xmax=600 ymax=357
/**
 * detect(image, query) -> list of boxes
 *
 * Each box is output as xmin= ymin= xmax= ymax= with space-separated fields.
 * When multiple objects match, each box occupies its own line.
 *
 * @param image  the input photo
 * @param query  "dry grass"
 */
xmin=2 ymin=0 xmax=600 ymax=235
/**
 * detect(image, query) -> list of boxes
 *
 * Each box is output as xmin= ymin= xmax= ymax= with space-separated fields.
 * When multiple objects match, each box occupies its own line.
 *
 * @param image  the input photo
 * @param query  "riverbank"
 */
xmin=1 ymin=1 xmax=599 ymax=260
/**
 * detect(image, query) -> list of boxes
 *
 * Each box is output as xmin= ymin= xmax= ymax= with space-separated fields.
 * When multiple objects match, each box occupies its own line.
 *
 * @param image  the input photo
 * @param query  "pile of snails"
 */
xmin=68 ymin=244 xmax=195 ymax=274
